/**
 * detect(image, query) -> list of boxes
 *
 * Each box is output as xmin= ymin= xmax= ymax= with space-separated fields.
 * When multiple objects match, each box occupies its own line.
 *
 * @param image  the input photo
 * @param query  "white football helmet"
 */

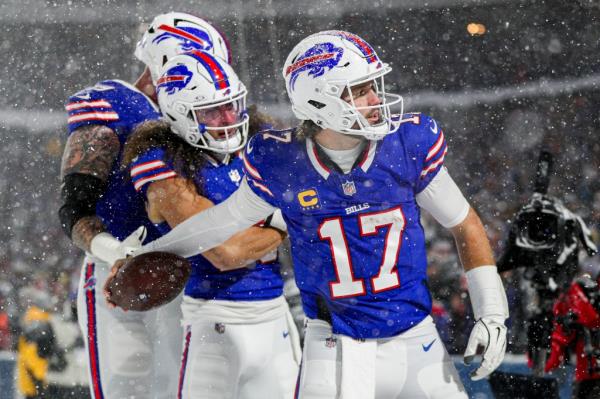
xmin=135 ymin=12 xmax=232 ymax=84
xmin=282 ymin=30 xmax=402 ymax=140
xmin=156 ymin=50 xmax=248 ymax=154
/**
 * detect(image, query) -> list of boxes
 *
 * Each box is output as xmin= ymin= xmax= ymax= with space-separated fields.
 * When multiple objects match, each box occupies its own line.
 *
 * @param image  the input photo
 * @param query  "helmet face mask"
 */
xmin=336 ymin=75 xmax=402 ymax=138
xmin=190 ymin=92 xmax=249 ymax=154
xmin=157 ymin=51 xmax=248 ymax=154
xmin=283 ymin=30 xmax=402 ymax=140
xmin=135 ymin=12 xmax=232 ymax=84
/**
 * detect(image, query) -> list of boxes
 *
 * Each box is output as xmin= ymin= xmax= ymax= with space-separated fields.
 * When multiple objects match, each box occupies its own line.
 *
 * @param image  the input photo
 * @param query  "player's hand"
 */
xmin=118 ymin=226 xmax=147 ymax=257
xmin=463 ymin=317 xmax=507 ymax=380
xmin=103 ymin=258 xmax=128 ymax=309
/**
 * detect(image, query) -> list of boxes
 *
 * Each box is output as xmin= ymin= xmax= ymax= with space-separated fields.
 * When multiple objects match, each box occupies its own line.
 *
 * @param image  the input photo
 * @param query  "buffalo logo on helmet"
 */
xmin=156 ymin=64 xmax=194 ymax=95
xmin=286 ymin=42 xmax=343 ymax=91
xmin=153 ymin=24 xmax=214 ymax=53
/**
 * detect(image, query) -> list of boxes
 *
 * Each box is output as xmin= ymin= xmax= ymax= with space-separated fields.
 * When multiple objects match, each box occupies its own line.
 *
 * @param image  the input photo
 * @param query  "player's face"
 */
xmin=194 ymin=100 xmax=242 ymax=140
xmin=342 ymin=80 xmax=382 ymax=125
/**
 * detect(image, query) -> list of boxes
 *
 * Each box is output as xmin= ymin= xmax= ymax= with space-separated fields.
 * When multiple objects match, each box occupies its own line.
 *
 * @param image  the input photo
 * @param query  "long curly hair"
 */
xmin=121 ymin=105 xmax=277 ymax=196
xmin=295 ymin=119 xmax=321 ymax=141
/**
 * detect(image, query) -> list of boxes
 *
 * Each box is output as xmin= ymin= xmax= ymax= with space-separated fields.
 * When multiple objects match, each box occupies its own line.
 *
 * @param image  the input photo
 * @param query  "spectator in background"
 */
xmin=0 ymin=296 xmax=11 ymax=351
xmin=16 ymin=287 xmax=55 ymax=399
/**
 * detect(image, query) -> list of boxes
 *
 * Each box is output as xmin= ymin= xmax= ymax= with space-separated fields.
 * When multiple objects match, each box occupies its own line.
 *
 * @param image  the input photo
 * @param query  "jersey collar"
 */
xmin=306 ymin=138 xmax=378 ymax=180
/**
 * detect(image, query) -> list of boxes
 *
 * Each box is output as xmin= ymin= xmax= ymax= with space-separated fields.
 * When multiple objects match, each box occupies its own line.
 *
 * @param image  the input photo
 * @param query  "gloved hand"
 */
xmin=463 ymin=316 xmax=508 ymax=380
xmin=90 ymin=226 xmax=147 ymax=265
xmin=464 ymin=265 xmax=509 ymax=381
xmin=119 ymin=226 xmax=147 ymax=256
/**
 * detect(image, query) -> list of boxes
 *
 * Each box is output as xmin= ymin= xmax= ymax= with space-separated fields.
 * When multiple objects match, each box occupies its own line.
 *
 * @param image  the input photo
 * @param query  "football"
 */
xmin=105 ymin=251 xmax=191 ymax=311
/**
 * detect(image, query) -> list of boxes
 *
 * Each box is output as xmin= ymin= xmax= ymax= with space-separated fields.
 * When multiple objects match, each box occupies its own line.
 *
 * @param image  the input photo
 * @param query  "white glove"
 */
xmin=464 ymin=265 xmax=509 ymax=381
xmin=463 ymin=317 xmax=507 ymax=380
xmin=90 ymin=226 xmax=147 ymax=265
xmin=265 ymin=209 xmax=287 ymax=232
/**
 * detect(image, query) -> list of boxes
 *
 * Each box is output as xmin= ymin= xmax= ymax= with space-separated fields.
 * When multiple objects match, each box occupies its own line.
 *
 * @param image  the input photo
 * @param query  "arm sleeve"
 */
xmin=139 ymin=178 xmax=276 ymax=257
xmin=415 ymin=167 xmax=470 ymax=228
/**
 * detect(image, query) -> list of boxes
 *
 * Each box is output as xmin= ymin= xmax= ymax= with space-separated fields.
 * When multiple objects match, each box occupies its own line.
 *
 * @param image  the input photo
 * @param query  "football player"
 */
xmin=116 ymin=51 xmax=300 ymax=399
xmin=58 ymin=13 xmax=231 ymax=399
xmin=135 ymin=31 xmax=509 ymax=398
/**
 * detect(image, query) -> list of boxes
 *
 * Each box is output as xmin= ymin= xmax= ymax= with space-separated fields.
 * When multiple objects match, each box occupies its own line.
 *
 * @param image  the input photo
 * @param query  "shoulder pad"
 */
xmin=66 ymin=81 xmax=120 ymax=128
xmin=402 ymin=113 xmax=448 ymax=185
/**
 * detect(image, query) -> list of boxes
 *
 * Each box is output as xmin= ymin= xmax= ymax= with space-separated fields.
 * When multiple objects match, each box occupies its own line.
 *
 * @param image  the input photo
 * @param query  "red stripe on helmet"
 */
xmin=189 ymin=50 xmax=228 ymax=90
xmin=158 ymin=24 xmax=206 ymax=47
xmin=338 ymin=32 xmax=377 ymax=63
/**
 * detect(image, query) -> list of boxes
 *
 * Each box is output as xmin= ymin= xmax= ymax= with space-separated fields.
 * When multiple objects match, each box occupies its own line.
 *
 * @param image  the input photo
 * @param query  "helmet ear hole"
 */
xmin=308 ymin=100 xmax=326 ymax=109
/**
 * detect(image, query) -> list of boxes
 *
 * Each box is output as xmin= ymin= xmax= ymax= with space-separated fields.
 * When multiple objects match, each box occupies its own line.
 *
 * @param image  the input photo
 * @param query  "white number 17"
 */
xmin=318 ymin=207 xmax=405 ymax=299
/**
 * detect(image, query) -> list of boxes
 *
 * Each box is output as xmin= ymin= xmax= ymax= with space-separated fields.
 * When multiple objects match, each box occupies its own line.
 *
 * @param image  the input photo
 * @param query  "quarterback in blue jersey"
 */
xmin=137 ymin=31 xmax=509 ymax=398
xmin=116 ymin=51 xmax=300 ymax=399
xmin=58 ymin=13 xmax=232 ymax=399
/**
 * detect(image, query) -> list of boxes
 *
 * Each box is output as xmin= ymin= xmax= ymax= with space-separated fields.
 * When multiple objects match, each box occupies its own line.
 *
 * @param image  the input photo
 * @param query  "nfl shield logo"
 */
xmin=342 ymin=180 xmax=357 ymax=196
xmin=214 ymin=323 xmax=226 ymax=334
xmin=325 ymin=336 xmax=337 ymax=348
xmin=228 ymin=169 xmax=242 ymax=184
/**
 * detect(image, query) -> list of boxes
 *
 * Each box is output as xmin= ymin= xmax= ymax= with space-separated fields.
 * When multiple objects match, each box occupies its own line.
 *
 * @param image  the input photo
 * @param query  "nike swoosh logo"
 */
xmin=283 ymin=331 xmax=289 ymax=338
xmin=76 ymin=93 xmax=92 ymax=100
xmin=422 ymin=338 xmax=436 ymax=352
xmin=430 ymin=119 xmax=438 ymax=134
xmin=246 ymin=142 xmax=253 ymax=154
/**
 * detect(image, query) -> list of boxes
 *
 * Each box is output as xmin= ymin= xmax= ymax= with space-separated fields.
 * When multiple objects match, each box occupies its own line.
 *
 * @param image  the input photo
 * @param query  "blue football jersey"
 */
xmin=242 ymin=114 xmax=448 ymax=339
xmin=130 ymin=147 xmax=284 ymax=301
xmin=65 ymin=80 xmax=163 ymax=242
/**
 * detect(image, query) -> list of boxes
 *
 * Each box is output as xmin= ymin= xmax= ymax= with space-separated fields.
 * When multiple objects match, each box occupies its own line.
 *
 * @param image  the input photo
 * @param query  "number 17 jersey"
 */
xmin=242 ymin=114 xmax=448 ymax=339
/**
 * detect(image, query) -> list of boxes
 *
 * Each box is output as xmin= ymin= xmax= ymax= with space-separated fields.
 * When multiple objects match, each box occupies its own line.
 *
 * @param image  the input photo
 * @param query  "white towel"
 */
xmin=339 ymin=336 xmax=377 ymax=399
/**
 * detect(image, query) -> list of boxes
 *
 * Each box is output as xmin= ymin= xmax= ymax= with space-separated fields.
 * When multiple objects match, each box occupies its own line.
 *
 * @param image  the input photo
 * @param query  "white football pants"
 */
xmin=77 ymin=257 xmax=183 ymax=399
xmin=178 ymin=298 xmax=301 ymax=399
xmin=296 ymin=316 xmax=467 ymax=399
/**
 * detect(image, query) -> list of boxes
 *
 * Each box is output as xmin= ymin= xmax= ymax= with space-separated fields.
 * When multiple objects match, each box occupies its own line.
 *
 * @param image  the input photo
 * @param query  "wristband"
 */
xmin=90 ymin=232 xmax=122 ymax=265
xmin=465 ymin=265 xmax=509 ymax=320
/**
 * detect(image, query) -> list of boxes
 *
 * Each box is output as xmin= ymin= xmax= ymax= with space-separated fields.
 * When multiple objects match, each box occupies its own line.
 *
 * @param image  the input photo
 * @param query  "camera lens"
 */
xmin=519 ymin=211 xmax=558 ymax=245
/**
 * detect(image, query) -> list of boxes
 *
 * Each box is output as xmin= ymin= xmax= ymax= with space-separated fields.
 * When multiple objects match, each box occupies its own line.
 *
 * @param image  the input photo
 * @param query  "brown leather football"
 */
xmin=106 ymin=252 xmax=191 ymax=311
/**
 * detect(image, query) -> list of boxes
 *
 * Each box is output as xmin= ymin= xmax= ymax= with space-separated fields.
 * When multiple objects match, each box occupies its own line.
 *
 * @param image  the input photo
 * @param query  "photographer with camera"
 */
xmin=495 ymin=151 xmax=597 ymax=398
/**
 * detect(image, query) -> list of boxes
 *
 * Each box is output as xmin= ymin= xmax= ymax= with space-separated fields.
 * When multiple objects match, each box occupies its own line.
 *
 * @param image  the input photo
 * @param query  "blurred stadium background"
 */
xmin=0 ymin=0 xmax=599 ymax=397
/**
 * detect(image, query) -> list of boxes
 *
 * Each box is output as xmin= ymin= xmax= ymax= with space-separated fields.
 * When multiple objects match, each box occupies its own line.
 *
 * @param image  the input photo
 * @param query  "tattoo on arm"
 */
xmin=60 ymin=125 xmax=120 ymax=180
xmin=61 ymin=124 xmax=119 ymax=250
xmin=71 ymin=216 xmax=106 ymax=253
